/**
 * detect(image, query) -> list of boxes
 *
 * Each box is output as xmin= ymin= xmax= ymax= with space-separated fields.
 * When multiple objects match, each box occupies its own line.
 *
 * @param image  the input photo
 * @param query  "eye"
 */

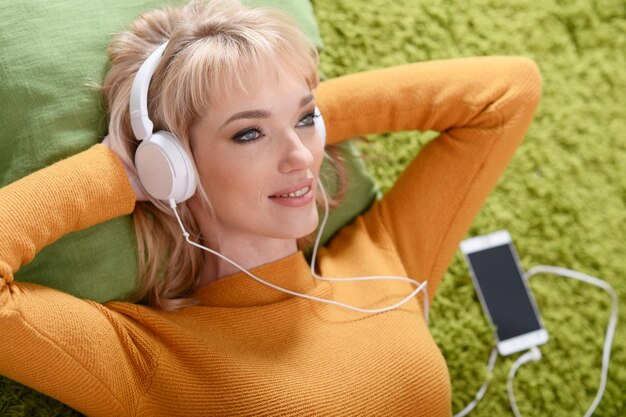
xmin=231 ymin=127 xmax=265 ymax=144
xmin=296 ymin=111 xmax=318 ymax=128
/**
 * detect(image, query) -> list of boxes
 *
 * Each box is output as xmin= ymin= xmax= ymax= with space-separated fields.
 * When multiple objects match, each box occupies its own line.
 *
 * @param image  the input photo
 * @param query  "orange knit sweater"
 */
xmin=0 ymin=57 xmax=541 ymax=416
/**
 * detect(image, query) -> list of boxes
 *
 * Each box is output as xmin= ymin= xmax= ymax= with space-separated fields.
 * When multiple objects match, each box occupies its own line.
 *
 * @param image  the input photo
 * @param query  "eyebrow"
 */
xmin=220 ymin=94 xmax=314 ymax=129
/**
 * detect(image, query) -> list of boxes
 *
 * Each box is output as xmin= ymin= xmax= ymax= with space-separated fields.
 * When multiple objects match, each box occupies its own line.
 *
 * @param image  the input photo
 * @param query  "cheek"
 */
xmin=205 ymin=164 xmax=245 ymax=196
xmin=311 ymin=138 xmax=325 ymax=173
xmin=198 ymin=154 xmax=268 ymax=205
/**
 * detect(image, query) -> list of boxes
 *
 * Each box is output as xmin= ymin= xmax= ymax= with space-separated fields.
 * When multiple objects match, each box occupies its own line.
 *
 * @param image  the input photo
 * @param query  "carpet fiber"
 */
xmin=315 ymin=0 xmax=626 ymax=416
xmin=1 ymin=0 xmax=625 ymax=416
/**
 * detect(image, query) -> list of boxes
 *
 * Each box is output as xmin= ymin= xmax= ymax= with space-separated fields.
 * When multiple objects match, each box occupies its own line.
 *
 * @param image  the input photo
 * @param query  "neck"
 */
xmin=187 ymin=196 xmax=301 ymax=289
xmin=195 ymin=232 xmax=298 ymax=289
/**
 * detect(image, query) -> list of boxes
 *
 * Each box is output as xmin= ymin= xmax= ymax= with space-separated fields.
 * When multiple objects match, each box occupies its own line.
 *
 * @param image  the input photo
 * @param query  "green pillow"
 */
xmin=0 ymin=0 xmax=378 ymax=303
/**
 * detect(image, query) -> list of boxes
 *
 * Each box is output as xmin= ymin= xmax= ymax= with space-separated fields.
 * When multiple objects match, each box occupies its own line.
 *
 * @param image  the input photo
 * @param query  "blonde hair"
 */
xmin=103 ymin=0 xmax=344 ymax=310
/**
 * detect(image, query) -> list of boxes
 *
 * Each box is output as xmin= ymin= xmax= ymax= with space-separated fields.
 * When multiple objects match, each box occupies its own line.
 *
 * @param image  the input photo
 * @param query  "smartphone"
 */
xmin=460 ymin=230 xmax=548 ymax=356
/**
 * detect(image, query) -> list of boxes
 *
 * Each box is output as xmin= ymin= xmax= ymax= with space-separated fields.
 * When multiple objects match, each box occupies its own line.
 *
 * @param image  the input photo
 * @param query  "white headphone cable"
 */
xmin=168 ymin=177 xmax=429 ymax=319
xmin=452 ymin=347 xmax=498 ymax=417
xmin=506 ymin=346 xmax=543 ymax=417
xmin=453 ymin=265 xmax=618 ymax=417
xmin=518 ymin=265 xmax=619 ymax=417
xmin=310 ymin=176 xmax=430 ymax=320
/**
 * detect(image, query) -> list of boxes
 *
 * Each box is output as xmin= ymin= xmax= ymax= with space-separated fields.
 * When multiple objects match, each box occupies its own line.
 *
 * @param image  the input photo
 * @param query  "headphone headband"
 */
xmin=129 ymin=40 xmax=197 ymax=203
xmin=130 ymin=41 xmax=170 ymax=141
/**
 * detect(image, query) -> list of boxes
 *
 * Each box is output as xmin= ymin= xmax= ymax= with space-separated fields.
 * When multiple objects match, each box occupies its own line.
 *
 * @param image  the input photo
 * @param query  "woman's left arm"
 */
xmin=315 ymin=56 xmax=542 ymax=301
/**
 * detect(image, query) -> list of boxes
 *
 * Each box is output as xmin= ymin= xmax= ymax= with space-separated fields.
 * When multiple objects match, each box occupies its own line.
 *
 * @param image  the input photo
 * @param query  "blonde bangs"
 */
xmin=158 ymin=4 xmax=319 ymax=141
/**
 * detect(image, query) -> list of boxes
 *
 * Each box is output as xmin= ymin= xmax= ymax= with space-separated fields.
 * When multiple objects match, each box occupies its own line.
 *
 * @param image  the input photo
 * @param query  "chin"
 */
xmin=279 ymin=214 xmax=319 ymax=240
xmin=295 ymin=227 xmax=317 ymax=241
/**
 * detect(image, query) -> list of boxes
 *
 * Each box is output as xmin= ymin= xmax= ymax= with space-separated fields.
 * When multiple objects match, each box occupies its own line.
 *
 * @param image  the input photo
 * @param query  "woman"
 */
xmin=0 ymin=0 xmax=542 ymax=415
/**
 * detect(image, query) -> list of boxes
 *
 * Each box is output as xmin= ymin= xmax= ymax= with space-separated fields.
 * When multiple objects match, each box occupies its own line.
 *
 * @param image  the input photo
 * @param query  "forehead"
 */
xmin=190 ymin=63 xmax=313 ymax=143
xmin=210 ymin=62 xmax=311 ymax=114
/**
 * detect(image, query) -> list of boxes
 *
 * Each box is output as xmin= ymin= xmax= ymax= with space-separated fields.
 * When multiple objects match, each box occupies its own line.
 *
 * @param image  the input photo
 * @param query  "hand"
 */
xmin=102 ymin=135 xmax=149 ymax=202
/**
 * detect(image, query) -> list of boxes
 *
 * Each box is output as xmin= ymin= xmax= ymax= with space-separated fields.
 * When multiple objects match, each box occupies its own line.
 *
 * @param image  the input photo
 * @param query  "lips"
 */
xmin=268 ymin=178 xmax=315 ymax=208
xmin=269 ymin=179 xmax=314 ymax=199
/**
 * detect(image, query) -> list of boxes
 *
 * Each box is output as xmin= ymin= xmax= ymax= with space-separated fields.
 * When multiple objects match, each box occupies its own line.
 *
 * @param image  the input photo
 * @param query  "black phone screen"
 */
xmin=467 ymin=244 xmax=542 ymax=341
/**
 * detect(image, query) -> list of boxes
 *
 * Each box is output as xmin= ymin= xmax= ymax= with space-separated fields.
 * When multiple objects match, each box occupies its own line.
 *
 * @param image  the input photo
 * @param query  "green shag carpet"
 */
xmin=1 ymin=0 xmax=625 ymax=416
xmin=315 ymin=0 xmax=626 ymax=416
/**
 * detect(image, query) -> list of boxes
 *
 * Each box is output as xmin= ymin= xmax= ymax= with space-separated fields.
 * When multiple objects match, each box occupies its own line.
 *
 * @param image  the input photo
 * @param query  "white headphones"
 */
xmin=129 ymin=41 xmax=326 ymax=203
xmin=130 ymin=41 xmax=429 ymax=321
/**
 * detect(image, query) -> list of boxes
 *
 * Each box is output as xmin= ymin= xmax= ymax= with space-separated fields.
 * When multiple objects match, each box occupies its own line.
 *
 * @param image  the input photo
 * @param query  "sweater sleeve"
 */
xmin=0 ymin=144 xmax=136 ymax=283
xmin=0 ymin=145 xmax=152 ymax=415
xmin=0 ymin=283 xmax=159 ymax=416
xmin=315 ymin=56 xmax=542 ymax=301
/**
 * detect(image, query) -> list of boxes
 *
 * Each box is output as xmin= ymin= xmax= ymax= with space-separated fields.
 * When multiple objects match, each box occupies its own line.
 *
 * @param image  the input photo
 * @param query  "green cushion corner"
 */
xmin=0 ymin=0 xmax=377 ymax=303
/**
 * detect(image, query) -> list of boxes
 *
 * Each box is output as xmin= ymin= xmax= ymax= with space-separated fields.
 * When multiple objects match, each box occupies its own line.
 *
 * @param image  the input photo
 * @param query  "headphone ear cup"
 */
xmin=135 ymin=131 xmax=197 ymax=203
xmin=314 ymin=106 xmax=326 ymax=146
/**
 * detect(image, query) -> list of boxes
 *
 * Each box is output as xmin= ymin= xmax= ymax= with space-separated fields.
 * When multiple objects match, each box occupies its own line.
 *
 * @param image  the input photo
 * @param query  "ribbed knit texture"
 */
xmin=0 ymin=57 xmax=541 ymax=416
xmin=0 ymin=145 xmax=136 ymax=284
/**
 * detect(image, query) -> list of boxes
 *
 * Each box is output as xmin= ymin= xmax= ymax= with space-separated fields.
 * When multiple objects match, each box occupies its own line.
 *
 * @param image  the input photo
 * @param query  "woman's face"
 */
xmin=190 ymin=65 xmax=323 ymax=244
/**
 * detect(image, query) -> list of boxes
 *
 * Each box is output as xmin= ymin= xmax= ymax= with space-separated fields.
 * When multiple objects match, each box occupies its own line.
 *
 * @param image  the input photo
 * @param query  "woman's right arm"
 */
xmin=0 ymin=144 xmax=136 ymax=284
xmin=0 ymin=282 xmax=158 ymax=416
xmin=0 ymin=145 xmax=154 ymax=416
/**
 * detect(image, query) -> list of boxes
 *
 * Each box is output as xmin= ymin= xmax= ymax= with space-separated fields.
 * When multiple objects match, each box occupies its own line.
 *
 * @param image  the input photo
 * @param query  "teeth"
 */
xmin=276 ymin=186 xmax=310 ymax=198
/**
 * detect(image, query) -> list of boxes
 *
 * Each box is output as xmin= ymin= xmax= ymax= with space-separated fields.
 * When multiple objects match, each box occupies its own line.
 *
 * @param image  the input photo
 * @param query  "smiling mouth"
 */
xmin=269 ymin=186 xmax=311 ymax=198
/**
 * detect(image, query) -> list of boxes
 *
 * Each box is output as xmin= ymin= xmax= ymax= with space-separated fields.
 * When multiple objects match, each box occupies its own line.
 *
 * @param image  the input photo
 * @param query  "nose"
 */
xmin=277 ymin=129 xmax=315 ymax=173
